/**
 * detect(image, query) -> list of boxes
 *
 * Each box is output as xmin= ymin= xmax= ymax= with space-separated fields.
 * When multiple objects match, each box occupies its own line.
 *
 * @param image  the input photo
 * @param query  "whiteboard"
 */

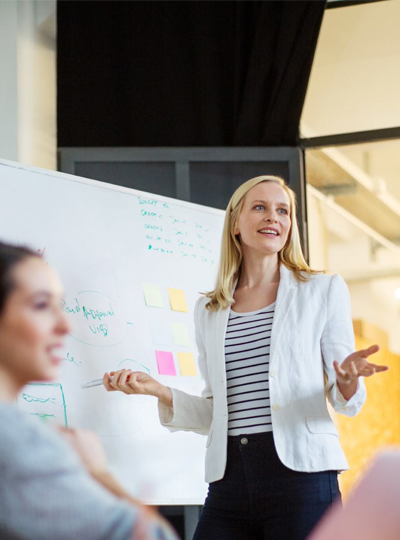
xmin=0 ymin=158 xmax=225 ymax=505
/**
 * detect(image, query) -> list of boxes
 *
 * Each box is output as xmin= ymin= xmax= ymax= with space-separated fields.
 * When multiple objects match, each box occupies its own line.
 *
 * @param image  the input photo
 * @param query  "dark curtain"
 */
xmin=57 ymin=1 xmax=326 ymax=147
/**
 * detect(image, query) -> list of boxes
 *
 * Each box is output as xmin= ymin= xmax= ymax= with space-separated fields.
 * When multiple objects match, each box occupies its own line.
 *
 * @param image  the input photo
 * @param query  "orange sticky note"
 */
xmin=168 ymin=288 xmax=188 ymax=313
xmin=177 ymin=352 xmax=197 ymax=376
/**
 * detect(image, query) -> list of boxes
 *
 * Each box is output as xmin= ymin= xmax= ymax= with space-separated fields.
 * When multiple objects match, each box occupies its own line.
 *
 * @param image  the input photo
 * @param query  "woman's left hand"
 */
xmin=334 ymin=344 xmax=389 ymax=386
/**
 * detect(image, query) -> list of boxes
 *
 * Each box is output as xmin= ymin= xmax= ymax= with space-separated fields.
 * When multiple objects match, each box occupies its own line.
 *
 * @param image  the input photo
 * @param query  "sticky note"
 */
xmin=171 ymin=322 xmax=191 ymax=347
xmin=155 ymin=351 xmax=176 ymax=376
xmin=177 ymin=352 xmax=197 ymax=377
xmin=142 ymin=283 xmax=163 ymax=308
xmin=149 ymin=320 xmax=172 ymax=346
xmin=168 ymin=288 xmax=188 ymax=312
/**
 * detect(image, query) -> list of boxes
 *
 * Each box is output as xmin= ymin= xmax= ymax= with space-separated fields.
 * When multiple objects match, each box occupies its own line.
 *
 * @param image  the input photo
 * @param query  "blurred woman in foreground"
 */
xmin=0 ymin=241 xmax=178 ymax=540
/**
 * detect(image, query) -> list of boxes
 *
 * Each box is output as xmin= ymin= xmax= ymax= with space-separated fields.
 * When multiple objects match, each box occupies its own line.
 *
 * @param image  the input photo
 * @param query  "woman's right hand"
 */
xmin=103 ymin=370 xmax=173 ymax=406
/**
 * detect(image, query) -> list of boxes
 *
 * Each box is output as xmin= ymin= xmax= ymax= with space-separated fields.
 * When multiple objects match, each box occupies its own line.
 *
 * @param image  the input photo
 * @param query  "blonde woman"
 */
xmin=105 ymin=176 xmax=388 ymax=540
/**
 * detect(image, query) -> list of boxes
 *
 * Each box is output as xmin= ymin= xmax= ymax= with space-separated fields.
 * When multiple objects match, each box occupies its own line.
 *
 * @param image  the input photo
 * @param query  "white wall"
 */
xmin=0 ymin=2 xmax=19 ymax=162
xmin=0 ymin=0 xmax=56 ymax=170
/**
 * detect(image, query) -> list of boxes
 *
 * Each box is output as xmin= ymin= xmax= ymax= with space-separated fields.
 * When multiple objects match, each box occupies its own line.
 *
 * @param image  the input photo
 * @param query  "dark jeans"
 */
xmin=193 ymin=432 xmax=341 ymax=540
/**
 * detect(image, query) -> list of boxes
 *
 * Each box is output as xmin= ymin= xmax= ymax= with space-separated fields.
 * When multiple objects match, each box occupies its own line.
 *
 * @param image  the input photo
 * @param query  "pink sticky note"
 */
xmin=155 ymin=350 xmax=176 ymax=376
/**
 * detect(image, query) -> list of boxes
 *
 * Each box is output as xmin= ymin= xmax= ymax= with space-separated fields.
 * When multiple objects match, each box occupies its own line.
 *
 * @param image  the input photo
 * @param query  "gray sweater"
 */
xmin=0 ymin=403 xmax=174 ymax=540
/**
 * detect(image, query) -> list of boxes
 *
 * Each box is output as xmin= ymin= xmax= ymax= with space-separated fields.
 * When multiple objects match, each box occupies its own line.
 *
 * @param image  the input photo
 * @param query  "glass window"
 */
xmin=305 ymin=138 xmax=400 ymax=496
xmin=301 ymin=0 xmax=400 ymax=136
xmin=306 ymin=139 xmax=400 ymax=348
xmin=75 ymin=162 xmax=176 ymax=198
xmin=190 ymin=161 xmax=289 ymax=209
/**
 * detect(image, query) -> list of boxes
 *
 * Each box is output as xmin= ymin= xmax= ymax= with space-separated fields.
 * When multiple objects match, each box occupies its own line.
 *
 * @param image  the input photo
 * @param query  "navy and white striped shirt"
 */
xmin=225 ymin=303 xmax=275 ymax=436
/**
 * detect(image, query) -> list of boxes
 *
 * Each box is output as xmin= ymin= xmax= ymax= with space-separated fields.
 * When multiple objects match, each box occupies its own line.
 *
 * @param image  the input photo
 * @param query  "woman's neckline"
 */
xmin=230 ymin=301 xmax=276 ymax=316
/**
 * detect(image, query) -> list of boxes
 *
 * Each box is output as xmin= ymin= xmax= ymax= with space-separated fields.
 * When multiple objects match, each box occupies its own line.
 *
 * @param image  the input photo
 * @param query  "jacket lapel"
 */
xmin=214 ymin=304 xmax=231 ymax=383
xmin=269 ymin=265 xmax=298 ymax=367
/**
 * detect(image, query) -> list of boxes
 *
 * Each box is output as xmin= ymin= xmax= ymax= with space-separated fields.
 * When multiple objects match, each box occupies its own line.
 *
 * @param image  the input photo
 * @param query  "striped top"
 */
xmin=225 ymin=302 xmax=275 ymax=436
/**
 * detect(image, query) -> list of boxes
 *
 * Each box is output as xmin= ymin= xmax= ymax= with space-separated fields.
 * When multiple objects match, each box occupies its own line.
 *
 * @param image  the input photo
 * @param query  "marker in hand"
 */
xmin=85 ymin=370 xmax=172 ymax=406
xmin=81 ymin=371 xmax=131 ymax=389
xmin=81 ymin=377 xmax=112 ymax=389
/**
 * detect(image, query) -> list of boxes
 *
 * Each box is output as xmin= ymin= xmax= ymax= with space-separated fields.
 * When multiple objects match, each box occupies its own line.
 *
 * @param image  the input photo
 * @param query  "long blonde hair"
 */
xmin=204 ymin=175 xmax=320 ymax=311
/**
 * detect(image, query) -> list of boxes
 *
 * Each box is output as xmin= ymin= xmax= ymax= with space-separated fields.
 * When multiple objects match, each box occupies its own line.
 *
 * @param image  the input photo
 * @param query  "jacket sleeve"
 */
xmin=157 ymin=297 xmax=213 ymax=435
xmin=321 ymin=274 xmax=366 ymax=417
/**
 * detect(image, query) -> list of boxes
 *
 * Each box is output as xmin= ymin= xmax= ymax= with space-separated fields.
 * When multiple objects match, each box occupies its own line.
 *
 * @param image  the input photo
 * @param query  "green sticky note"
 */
xmin=171 ymin=322 xmax=191 ymax=347
xmin=142 ymin=283 xmax=164 ymax=308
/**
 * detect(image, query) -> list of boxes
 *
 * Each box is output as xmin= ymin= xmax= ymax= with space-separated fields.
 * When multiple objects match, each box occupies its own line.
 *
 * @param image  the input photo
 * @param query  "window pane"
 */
xmin=301 ymin=1 xmax=400 ymax=136
xmin=190 ymin=161 xmax=289 ymax=210
xmin=306 ymin=139 xmax=400 ymax=344
xmin=305 ymin=139 xmax=400 ymax=502
xmin=75 ymin=161 xmax=176 ymax=198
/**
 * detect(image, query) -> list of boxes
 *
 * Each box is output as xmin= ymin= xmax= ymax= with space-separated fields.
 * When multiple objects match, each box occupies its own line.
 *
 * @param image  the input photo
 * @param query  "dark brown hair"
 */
xmin=0 ymin=242 xmax=40 ymax=315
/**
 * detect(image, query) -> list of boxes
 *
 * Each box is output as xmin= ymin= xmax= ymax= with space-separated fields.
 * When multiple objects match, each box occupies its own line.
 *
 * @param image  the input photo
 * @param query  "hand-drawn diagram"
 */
xmin=117 ymin=358 xmax=150 ymax=374
xmin=62 ymin=290 xmax=133 ymax=347
xmin=17 ymin=383 xmax=68 ymax=427
xmin=1 ymin=168 xmax=220 ymax=504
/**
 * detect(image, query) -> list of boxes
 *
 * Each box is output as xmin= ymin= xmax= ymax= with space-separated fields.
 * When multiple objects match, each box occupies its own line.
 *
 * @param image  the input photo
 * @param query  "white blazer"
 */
xmin=158 ymin=265 xmax=366 ymax=483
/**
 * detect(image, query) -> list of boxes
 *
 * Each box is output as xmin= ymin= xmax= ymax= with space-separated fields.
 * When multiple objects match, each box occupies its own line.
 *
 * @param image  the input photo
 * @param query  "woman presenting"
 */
xmin=104 ymin=176 xmax=388 ymax=540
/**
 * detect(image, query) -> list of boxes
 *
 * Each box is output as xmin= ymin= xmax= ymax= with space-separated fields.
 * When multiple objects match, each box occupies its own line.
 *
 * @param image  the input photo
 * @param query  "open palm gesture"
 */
xmin=334 ymin=344 xmax=389 ymax=385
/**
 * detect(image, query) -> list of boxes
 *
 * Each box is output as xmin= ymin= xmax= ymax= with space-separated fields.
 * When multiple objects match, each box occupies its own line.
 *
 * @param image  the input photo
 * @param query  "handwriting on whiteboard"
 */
xmin=62 ymin=290 xmax=133 ymax=347
xmin=138 ymin=196 xmax=216 ymax=265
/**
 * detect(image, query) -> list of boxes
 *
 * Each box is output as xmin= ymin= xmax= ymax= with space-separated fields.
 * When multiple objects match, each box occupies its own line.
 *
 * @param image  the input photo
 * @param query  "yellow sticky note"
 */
xmin=171 ymin=322 xmax=191 ymax=347
xmin=177 ymin=352 xmax=197 ymax=376
xmin=168 ymin=288 xmax=188 ymax=313
xmin=142 ymin=283 xmax=164 ymax=308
